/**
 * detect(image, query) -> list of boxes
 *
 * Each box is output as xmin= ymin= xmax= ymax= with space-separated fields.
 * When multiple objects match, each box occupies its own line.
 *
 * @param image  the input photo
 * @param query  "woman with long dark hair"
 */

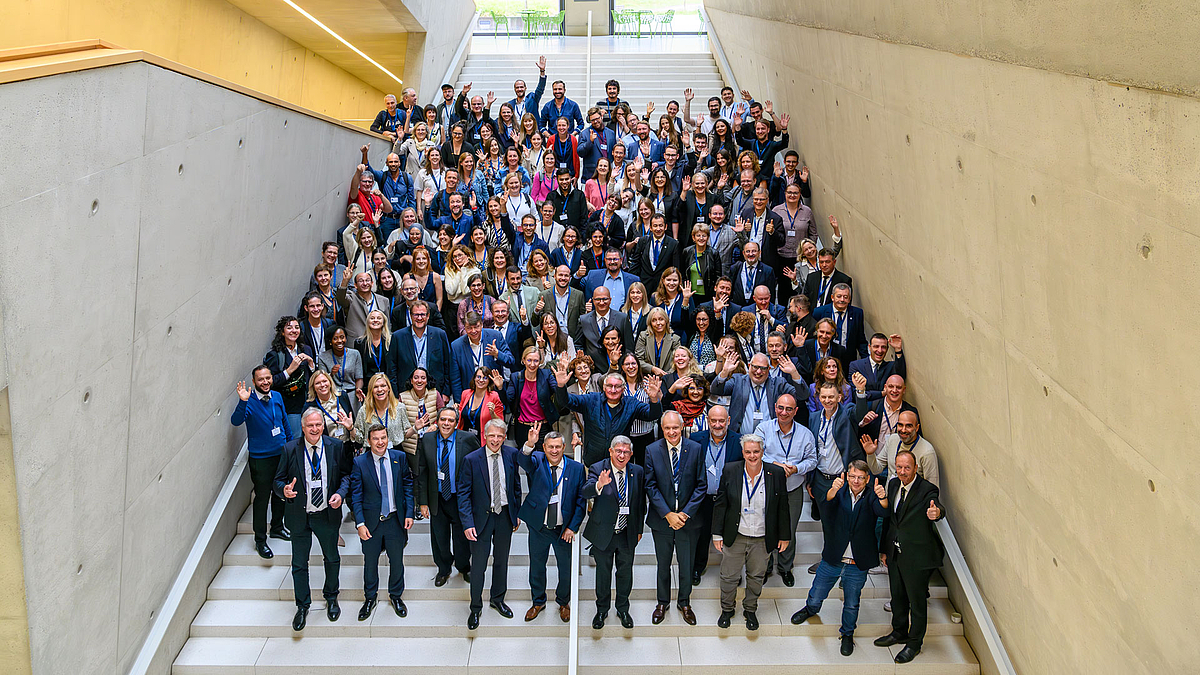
xmin=265 ymin=315 xmax=315 ymax=437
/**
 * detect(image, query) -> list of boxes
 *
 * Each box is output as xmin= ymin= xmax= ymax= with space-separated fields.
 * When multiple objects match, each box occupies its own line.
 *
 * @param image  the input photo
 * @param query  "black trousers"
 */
xmin=809 ymin=471 xmax=836 ymax=538
xmin=592 ymin=533 xmax=635 ymax=614
xmin=512 ymin=420 xmax=546 ymax=454
xmin=248 ymin=455 xmax=285 ymax=543
xmin=651 ymin=526 xmax=698 ymax=606
xmin=630 ymin=431 xmax=655 ymax=469
xmin=431 ymin=493 xmax=472 ymax=576
xmin=469 ymin=506 xmax=514 ymax=613
xmin=692 ymin=494 xmax=716 ymax=572
xmin=889 ymin=559 xmax=935 ymax=650
xmin=362 ymin=514 xmax=408 ymax=600
xmin=289 ymin=507 xmax=341 ymax=608
xmin=775 ymin=256 xmax=798 ymax=303
xmin=528 ymin=524 xmax=572 ymax=607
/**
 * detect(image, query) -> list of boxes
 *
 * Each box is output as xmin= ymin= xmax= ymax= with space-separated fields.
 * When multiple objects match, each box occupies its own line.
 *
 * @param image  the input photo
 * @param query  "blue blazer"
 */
xmin=503 ymin=368 xmax=561 ymax=425
xmin=512 ymin=234 xmax=551 ymax=266
xmin=508 ymin=74 xmax=546 ymax=123
xmin=806 ymin=404 xmax=865 ymax=474
xmin=643 ymin=438 xmax=707 ymax=531
xmin=449 ymin=330 xmax=516 ymax=398
xmin=689 ymin=430 xmax=744 ymax=466
xmin=515 ymin=451 xmax=587 ymax=533
xmin=493 ymin=322 xmax=526 ymax=362
xmin=391 ymin=326 xmax=451 ymax=395
xmin=730 ymin=262 xmax=778 ymax=305
xmin=577 ymin=125 xmax=618 ymax=177
xmin=710 ymin=372 xmax=805 ymax=435
xmin=583 ymin=269 xmax=640 ymax=300
xmin=812 ymin=304 xmax=869 ymax=361
xmin=458 ymin=445 xmax=523 ymax=530
xmin=625 ymin=137 xmax=666 ymax=165
xmin=848 ymin=354 xmax=907 ymax=401
xmin=350 ymin=449 xmax=415 ymax=529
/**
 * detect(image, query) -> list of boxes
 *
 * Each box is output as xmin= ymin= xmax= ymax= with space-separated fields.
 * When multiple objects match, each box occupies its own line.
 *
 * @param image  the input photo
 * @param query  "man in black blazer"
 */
xmin=644 ymin=411 xmax=706 ymax=625
xmin=812 ymin=284 xmax=868 ymax=364
xmin=874 ymin=451 xmax=946 ymax=664
xmin=273 ymin=408 xmax=353 ymax=631
xmin=390 ymin=277 xmax=447 ymax=331
xmin=415 ymin=407 xmax=479 ymax=586
xmin=729 ymin=241 xmax=776 ymax=306
xmin=699 ymin=278 xmax=738 ymax=339
xmin=582 ymin=435 xmax=646 ymax=630
xmin=576 ymin=287 xmax=633 ymax=366
xmin=688 ymin=405 xmax=741 ymax=585
xmin=390 ymin=301 xmax=451 ymax=393
xmin=791 ymin=460 xmax=889 ymax=656
xmin=349 ymin=424 xmax=415 ymax=621
xmin=458 ymin=418 xmax=524 ymax=630
xmin=629 ymin=213 xmax=679 ymax=294
xmin=853 ymin=373 xmax=917 ymax=445
xmin=848 ymin=333 xmax=906 ymax=400
xmin=712 ymin=433 xmax=790 ymax=630
xmin=803 ymin=248 xmax=853 ymax=309
xmin=797 ymin=318 xmax=849 ymax=375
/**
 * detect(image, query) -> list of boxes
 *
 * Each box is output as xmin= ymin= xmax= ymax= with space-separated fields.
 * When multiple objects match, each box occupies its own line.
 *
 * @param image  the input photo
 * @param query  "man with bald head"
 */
xmin=861 ymin=410 xmax=939 ymax=488
xmin=644 ymin=411 xmax=706 ymax=625
xmin=853 ymin=372 xmax=916 ymax=450
xmin=360 ymin=145 xmax=416 ymax=243
xmin=688 ymin=405 xmax=741 ymax=584
xmin=745 ymin=285 xmax=788 ymax=355
xmin=577 ymin=286 xmax=633 ymax=365
xmin=730 ymin=242 xmax=776 ymax=307
xmin=754 ymin=393 xmax=817 ymax=586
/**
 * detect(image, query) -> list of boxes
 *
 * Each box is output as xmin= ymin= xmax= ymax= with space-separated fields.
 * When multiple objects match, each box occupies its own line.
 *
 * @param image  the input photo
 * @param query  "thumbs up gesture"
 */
xmin=283 ymin=477 xmax=298 ymax=499
xmin=926 ymin=499 xmax=940 ymax=521
xmin=832 ymin=472 xmax=845 ymax=491
xmin=873 ymin=478 xmax=887 ymax=500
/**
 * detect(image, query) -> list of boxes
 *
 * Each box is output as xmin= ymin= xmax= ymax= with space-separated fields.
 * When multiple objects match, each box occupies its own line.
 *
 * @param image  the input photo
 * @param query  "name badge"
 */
xmin=752 ymin=412 xmax=764 ymax=420
xmin=618 ymin=506 xmax=630 ymax=515
xmin=697 ymin=216 xmax=706 ymax=224
xmin=600 ymin=143 xmax=608 ymax=152
xmin=437 ymin=471 xmax=446 ymax=480
xmin=786 ymin=230 xmax=796 ymax=237
xmin=558 ymin=213 xmax=568 ymax=221
xmin=549 ymin=494 xmax=561 ymax=504
xmin=559 ymin=162 xmax=567 ymax=169
xmin=742 ymin=506 xmax=756 ymax=515
xmin=271 ymin=427 xmax=282 ymax=436
xmin=708 ymin=464 xmax=718 ymax=475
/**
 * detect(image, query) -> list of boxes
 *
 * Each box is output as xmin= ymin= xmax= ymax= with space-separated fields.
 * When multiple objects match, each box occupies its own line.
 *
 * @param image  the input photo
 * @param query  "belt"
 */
xmin=841 ymin=557 xmax=855 ymax=565
xmin=819 ymin=471 xmax=839 ymax=480
xmin=380 ymin=511 xmax=395 ymax=522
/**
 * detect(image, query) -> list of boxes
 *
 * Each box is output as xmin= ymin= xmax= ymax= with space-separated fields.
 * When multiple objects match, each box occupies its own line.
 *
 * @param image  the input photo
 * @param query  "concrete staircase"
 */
xmin=456 ymin=50 xmax=726 ymax=118
xmin=172 ymin=499 xmax=978 ymax=673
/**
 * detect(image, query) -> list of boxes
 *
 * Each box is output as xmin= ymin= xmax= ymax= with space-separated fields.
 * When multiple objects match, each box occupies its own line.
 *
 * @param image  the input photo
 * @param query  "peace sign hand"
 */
xmin=526 ymin=420 xmax=542 ymax=448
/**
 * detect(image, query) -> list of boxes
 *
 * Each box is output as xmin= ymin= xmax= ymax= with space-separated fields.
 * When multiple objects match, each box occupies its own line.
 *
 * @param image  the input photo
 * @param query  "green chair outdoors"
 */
xmin=654 ymin=9 xmax=675 ymax=36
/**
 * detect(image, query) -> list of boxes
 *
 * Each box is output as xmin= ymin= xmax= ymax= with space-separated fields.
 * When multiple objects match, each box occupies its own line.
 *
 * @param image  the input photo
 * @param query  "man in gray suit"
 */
xmin=711 ymin=352 xmax=807 ymax=435
xmin=576 ymin=287 xmax=633 ymax=366
xmin=534 ymin=265 xmax=585 ymax=340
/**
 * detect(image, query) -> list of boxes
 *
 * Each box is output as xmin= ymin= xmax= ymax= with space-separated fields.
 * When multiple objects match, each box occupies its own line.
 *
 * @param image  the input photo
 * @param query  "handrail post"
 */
xmin=584 ymin=11 xmax=593 ymax=114
xmin=568 ymin=425 xmax=584 ymax=675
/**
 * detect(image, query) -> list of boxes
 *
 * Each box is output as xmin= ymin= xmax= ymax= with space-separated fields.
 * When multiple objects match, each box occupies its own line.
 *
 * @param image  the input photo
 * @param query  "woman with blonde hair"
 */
xmin=305 ymin=369 xmax=354 ymax=443
xmin=634 ymin=306 xmax=682 ymax=377
xmin=521 ymin=129 xmax=545 ymax=175
xmin=353 ymin=372 xmax=419 ymax=451
xmin=517 ymin=112 xmax=540 ymax=150
xmin=398 ymin=120 xmax=436 ymax=176
xmin=355 ymin=309 xmax=393 ymax=391
xmin=416 ymin=147 xmax=447 ymax=217
xmin=620 ymin=281 xmax=650 ymax=338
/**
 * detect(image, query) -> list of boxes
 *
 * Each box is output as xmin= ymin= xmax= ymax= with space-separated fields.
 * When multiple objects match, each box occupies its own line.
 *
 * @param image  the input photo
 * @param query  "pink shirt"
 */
xmin=518 ymin=378 xmax=546 ymax=423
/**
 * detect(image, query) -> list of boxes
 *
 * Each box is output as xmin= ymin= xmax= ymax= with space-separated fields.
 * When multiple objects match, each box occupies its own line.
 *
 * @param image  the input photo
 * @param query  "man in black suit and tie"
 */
xmin=849 ymin=333 xmax=906 ymax=400
xmin=274 ymin=408 xmax=352 ymax=631
xmin=803 ymin=248 xmax=853 ymax=309
xmin=416 ymin=407 xmax=478 ymax=586
xmin=577 ymin=287 xmax=633 ymax=366
xmin=390 ymin=300 xmax=451 ymax=393
xmin=458 ymin=418 xmax=523 ymax=629
xmin=730 ymin=241 xmax=776 ymax=306
xmin=349 ymin=424 xmax=414 ymax=621
xmin=797 ymin=318 xmax=849 ymax=375
xmin=874 ymin=451 xmax=945 ymax=664
xmin=390 ymin=276 xmax=447 ymax=331
xmin=644 ymin=411 xmax=706 ymax=626
xmin=812 ymin=284 xmax=868 ymax=364
xmin=582 ymin=435 xmax=646 ymax=630
xmin=688 ymin=405 xmax=741 ymax=585
xmin=629 ymin=213 xmax=679 ymax=294
xmin=712 ymin=433 xmax=791 ymax=630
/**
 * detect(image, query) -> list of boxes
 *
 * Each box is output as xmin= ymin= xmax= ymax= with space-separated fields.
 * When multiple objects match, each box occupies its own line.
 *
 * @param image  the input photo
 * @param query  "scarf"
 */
xmin=673 ymin=397 xmax=707 ymax=424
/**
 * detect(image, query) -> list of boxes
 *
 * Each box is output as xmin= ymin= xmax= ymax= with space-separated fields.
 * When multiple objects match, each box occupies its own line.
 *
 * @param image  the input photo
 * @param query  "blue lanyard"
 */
xmin=317 ymin=398 xmax=341 ymax=425
xmin=414 ymin=334 xmax=427 ymax=364
xmin=547 ymin=460 xmax=566 ymax=493
xmin=749 ymin=385 xmax=766 ymax=413
xmin=821 ymin=414 xmax=834 ymax=446
xmin=779 ymin=426 xmax=795 ymax=462
xmin=371 ymin=339 xmax=384 ymax=371
xmin=753 ymin=139 xmax=766 ymax=157
xmin=336 ymin=350 xmax=347 ymax=383
xmin=710 ymin=226 xmax=721 ymax=250
xmin=307 ymin=443 xmax=322 ymax=475
xmin=431 ymin=173 xmax=442 ymax=193
xmin=654 ymin=336 xmax=664 ymax=364
xmin=438 ymin=433 xmax=455 ymax=469
xmin=556 ymin=289 xmax=570 ymax=323
xmin=818 ymin=276 xmax=831 ymax=302
xmin=707 ymin=439 xmax=725 ymax=468
xmin=784 ymin=205 xmax=800 ymax=232
xmin=744 ymin=470 xmax=762 ymax=501
xmin=375 ymin=407 xmax=390 ymax=431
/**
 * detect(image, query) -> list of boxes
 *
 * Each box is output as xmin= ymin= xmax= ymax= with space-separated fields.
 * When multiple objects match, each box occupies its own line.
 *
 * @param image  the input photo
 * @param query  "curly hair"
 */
xmin=729 ymin=310 xmax=756 ymax=337
xmin=271 ymin=315 xmax=300 ymax=352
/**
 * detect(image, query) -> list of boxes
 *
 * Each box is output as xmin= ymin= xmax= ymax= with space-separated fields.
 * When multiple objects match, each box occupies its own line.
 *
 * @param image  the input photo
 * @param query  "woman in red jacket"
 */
xmin=457 ymin=366 xmax=505 ymax=434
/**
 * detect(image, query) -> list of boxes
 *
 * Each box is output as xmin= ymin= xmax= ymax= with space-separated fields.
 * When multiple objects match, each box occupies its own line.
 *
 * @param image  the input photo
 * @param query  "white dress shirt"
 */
xmin=486 ymin=447 xmax=509 ymax=508
xmin=841 ymin=488 xmax=864 ymax=561
xmin=736 ymin=468 xmax=767 ymax=537
xmin=304 ymin=439 xmax=328 ymax=513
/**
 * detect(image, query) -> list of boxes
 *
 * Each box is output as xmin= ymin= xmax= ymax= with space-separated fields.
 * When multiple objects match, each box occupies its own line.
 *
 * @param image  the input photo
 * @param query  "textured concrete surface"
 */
xmin=705 ymin=4 xmax=1198 ymax=674
xmin=0 ymin=61 xmax=377 ymax=675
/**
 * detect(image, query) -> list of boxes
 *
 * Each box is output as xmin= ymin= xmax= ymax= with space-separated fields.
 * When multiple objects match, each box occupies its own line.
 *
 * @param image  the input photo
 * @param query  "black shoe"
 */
xmin=764 ymin=567 xmax=774 ymax=582
xmin=326 ymin=599 xmax=341 ymax=622
xmin=692 ymin=570 xmax=702 ymax=586
xmin=717 ymin=610 xmax=733 ymax=628
xmin=807 ymin=562 xmax=818 ymax=574
xmin=461 ymin=571 xmax=471 ymax=584
xmin=269 ymin=527 xmax=290 ymax=541
xmin=434 ymin=574 xmax=450 ymax=587
xmin=840 ymin=635 xmax=854 ymax=656
xmin=592 ymin=612 xmax=606 ymax=629
xmin=790 ymin=607 xmax=814 ymax=625
xmin=467 ymin=611 xmax=480 ymax=630
xmin=292 ymin=606 xmax=308 ymax=631
xmin=255 ymin=542 xmax=274 ymax=559
xmin=391 ymin=597 xmax=407 ymax=617
xmin=358 ymin=598 xmax=376 ymax=621
xmin=874 ymin=632 xmax=908 ymax=647
xmin=780 ymin=570 xmax=795 ymax=587
xmin=616 ymin=610 xmax=634 ymax=629
xmin=490 ymin=601 xmax=513 ymax=618
xmin=895 ymin=646 xmax=920 ymax=663
xmin=744 ymin=611 xmax=759 ymax=631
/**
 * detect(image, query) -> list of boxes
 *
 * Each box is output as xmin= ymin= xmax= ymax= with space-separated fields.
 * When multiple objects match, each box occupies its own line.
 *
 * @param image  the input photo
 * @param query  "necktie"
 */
xmin=837 ymin=312 xmax=847 ymax=346
xmin=896 ymin=485 xmax=908 ymax=514
xmin=439 ymin=438 xmax=452 ymax=501
xmin=547 ymin=464 xmax=560 ymax=528
xmin=490 ymin=451 xmax=503 ymax=513
xmin=757 ymin=318 xmax=767 ymax=353
xmin=378 ymin=456 xmax=391 ymax=515
xmin=599 ymin=315 xmax=607 ymax=332
xmin=670 ymin=447 xmax=680 ymax=510
xmin=872 ymin=361 xmax=880 ymax=374
xmin=310 ymin=448 xmax=324 ymax=508
xmin=651 ymin=239 xmax=660 ymax=268
xmin=820 ymin=276 xmax=831 ymax=303
xmin=616 ymin=470 xmax=628 ymax=531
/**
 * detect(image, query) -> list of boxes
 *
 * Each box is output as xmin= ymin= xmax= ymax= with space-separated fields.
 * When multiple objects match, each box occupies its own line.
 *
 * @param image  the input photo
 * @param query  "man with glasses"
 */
xmin=390 ymin=300 xmax=451 ymax=394
xmin=712 ymin=353 xmax=806 ymax=435
xmin=582 ymin=436 xmax=646 ymax=630
xmin=553 ymin=362 xmax=663 ymax=466
xmin=753 ymin=393 xmax=816 ymax=587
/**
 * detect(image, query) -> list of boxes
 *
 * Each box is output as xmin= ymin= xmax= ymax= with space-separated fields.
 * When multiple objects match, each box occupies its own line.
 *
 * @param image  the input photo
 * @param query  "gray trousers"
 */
xmin=770 ymin=486 xmax=805 ymax=572
xmin=719 ymin=536 xmax=768 ymax=613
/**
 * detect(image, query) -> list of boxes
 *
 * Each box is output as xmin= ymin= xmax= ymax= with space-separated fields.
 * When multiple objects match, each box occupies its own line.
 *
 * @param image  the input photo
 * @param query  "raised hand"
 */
xmin=487 ymin=401 xmax=496 ymax=414
xmin=519 ymin=305 xmax=528 ymax=323
xmin=536 ymin=296 xmax=546 ymax=313
xmin=596 ymin=469 xmax=612 ymax=489
xmin=860 ymin=434 xmax=878 ymax=456
xmin=861 ymin=411 xmax=878 ymax=425
xmin=537 ymin=55 xmax=547 ymax=71
xmin=764 ymin=100 xmax=774 ymax=114
xmin=681 ymin=175 xmax=691 ymax=193
xmin=283 ymin=478 xmax=298 ymax=499
xmin=717 ymin=173 xmax=728 ymax=189
xmin=778 ymin=113 xmax=790 ymax=130
xmin=732 ymin=216 xmax=746 ymax=233
xmin=889 ymin=334 xmax=903 ymax=352
xmin=646 ymin=101 xmax=655 ymax=115
xmin=682 ymin=281 xmax=693 ymax=301
xmin=832 ymin=472 xmax=845 ymax=491
xmin=851 ymin=371 xmax=868 ymax=392
xmin=927 ymin=500 xmax=940 ymax=521
xmin=237 ymin=381 xmax=251 ymax=401
xmin=572 ymin=432 xmax=581 ymax=448
xmin=338 ymin=412 xmax=354 ymax=430
xmin=462 ymin=82 xmax=473 ymax=95
xmin=683 ymin=87 xmax=694 ymax=101
xmin=526 ymin=420 xmax=542 ymax=448
xmin=644 ymin=374 xmax=663 ymax=399
xmin=782 ymin=265 xmax=796 ymax=281
xmin=584 ymin=300 xmax=593 ymax=313
xmin=774 ymin=162 xmax=784 ymax=177
xmin=554 ymin=359 xmax=571 ymax=387
xmin=873 ymin=478 xmax=887 ymax=500
xmin=485 ymin=340 xmax=500 ymax=357
xmin=799 ymin=166 xmax=809 ymax=181
xmin=486 ymin=91 xmax=496 ymax=107
xmin=422 ymin=187 xmax=436 ymax=203
xmin=828 ymin=215 xmax=840 ymax=235
xmin=740 ymin=88 xmax=753 ymax=101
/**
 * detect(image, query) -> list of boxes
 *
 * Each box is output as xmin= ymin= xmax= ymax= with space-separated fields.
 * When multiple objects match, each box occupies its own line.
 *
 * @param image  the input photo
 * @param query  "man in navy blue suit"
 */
xmin=582 ymin=436 xmax=647 ymax=629
xmin=730 ymin=241 xmax=776 ymax=306
xmin=458 ymin=419 xmax=523 ymax=630
xmin=450 ymin=312 xmax=516 ymax=398
xmin=644 ymin=411 xmax=707 ymax=626
xmin=807 ymin=381 xmax=866 ymax=532
xmin=743 ymin=285 xmax=789 ymax=356
xmin=849 ymin=333 xmax=906 ymax=400
xmin=390 ymin=300 xmax=451 ymax=393
xmin=582 ymin=247 xmax=639 ymax=311
xmin=349 ymin=424 xmax=414 ymax=621
xmin=516 ymin=423 xmax=587 ymax=623
xmin=812 ymin=284 xmax=868 ymax=364
xmin=489 ymin=300 xmax=527 ymax=373
xmin=688 ymin=405 xmax=741 ymax=585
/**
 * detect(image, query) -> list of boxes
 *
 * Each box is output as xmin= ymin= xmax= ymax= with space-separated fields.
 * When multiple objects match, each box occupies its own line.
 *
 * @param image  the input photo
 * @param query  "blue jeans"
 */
xmin=805 ymin=559 xmax=868 ymax=636
xmin=286 ymin=413 xmax=302 ymax=439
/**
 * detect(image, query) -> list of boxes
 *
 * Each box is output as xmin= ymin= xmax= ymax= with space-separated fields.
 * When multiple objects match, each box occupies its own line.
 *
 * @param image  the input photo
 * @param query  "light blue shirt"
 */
xmin=602 ymin=273 xmax=627 ymax=309
xmin=741 ymin=382 xmax=770 ymax=436
xmin=413 ymin=332 xmax=428 ymax=369
xmin=755 ymin=418 xmax=816 ymax=492
xmin=703 ymin=435 xmax=729 ymax=495
xmin=815 ymin=412 xmax=843 ymax=475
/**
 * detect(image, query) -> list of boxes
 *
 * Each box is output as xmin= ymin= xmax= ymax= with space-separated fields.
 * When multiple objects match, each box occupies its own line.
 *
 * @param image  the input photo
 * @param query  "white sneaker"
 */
xmin=883 ymin=601 xmax=892 ymax=612
xmin=869 ymin=565 xmax=887 ymax=575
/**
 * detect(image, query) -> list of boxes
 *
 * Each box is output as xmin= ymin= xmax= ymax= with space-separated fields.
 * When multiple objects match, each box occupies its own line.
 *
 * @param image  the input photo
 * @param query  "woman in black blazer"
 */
xmin=680 ymin=222 xmax=722 ymax=307
xmin=264 ymin=315 xmax=315 ymax=438
xmin=354 ymin=309 xmax=396 ymax=396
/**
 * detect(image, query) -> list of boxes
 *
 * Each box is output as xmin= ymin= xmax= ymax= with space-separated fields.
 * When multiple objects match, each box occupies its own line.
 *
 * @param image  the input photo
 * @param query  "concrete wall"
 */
xmin=0 ymin=61 xmax=377 ymax=675
xmin=705 ymin=3 xmax=1199 ymax=674
xmin=399 ymin=0 xmax=478 ymax=103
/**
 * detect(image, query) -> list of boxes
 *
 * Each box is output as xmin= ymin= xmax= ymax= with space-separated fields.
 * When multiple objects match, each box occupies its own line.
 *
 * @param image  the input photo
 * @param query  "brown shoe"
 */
xmin=525 ymin=604 xmax=545 ymax=622
xmin=679 ymin=604 xmax=697 ymax=625
xmin=558 ymin=604 xmax=571 ymax=623
xmin=651 ymin=604 xmax=668 ymax=624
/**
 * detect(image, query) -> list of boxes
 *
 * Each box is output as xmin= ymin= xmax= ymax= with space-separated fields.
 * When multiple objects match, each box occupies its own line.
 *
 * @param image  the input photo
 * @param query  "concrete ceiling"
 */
xmin=226 ymin=0 xmax=423 ymax=92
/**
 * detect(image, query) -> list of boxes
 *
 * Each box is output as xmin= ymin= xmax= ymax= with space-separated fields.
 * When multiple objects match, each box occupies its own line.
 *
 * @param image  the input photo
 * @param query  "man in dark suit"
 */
xmin=644 ymin=411 xmax=707 ymax=625
xmin=350 ymin=423 xmax=415 ymax=621
xmin=712 ymin=433 xmax=791 ymax=630
xmin=576 ymin=287 xmax=633 ymax=367
xmin=875 ymin=451 xmax=945 ymax=664
xmin=802 ymin=248 xmax=853 ymax=309
xmin=458 ymin=419 xmax=523 ymax=629
xmin=417 ymin=408 xmax=478 ymax=587
xmin=390 ymin=277 xmax=446 ymax=331
xmin=535 ymin=265 xmax=586 ymax=340
xmin=390 ymin=300 xmax=451 ymax=393
xmin=712 ymin=352 xmax=806 ymax=436
xmin=797 ymin=318 xmax=849 ymax=374
xmin=849 ymin=333 xmax=906 ymax=400
xmin=628 ymin=214 xmax=679 ymax=294
xmin=299 ymin=292 xmax=338 ymax=354
xmin=791 ymin=460 xmax=889 ymax=656
xmin=807 ymin=381 xmax=866 ymax=529
xmin=699 ymin=278 xmax=739 ymax=339
xmin=735 ymin=187 xmax=785 ymax=292
xmin=729 ymin=241 xmax=776 ymax=306
xmin=812 ymin=284 xmax=868 ymax=364
xmin=449 ymin=312 xmax=516 ymax=398
xmin=743 ymin=285 xmax=788 ymax=356
xmin=489 ymin=300 xmax=528 ymax=372
xmin=582 ymin=435 xmax=646 ymax=630
xmin=273 ymin=408 xmax=352 ymax=631
xmin=515 ymin=424 xmax=587 ymax=622
xmin=853 ymin=373 xmax=917 ymax=446
xmin=688 ymin=405 xmax=741 ymax=585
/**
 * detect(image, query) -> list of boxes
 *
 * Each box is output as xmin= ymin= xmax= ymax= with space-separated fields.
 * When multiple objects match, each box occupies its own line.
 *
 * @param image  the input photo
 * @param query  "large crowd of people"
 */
xmin=230 ymin=56 xmax=946 ymax=664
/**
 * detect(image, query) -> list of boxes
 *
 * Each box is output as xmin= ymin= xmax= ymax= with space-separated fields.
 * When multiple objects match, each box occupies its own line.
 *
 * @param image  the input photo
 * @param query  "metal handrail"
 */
xmin=697 ymin=6 xmax=740 ymax=96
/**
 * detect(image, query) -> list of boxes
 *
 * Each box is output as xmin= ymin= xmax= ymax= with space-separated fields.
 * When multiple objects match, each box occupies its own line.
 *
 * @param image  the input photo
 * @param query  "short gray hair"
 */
xmin=610 ymin=435 xmax=633 ymax=450
xmin=739 ymin=434 xmax=765 ymax=451
xmin=832 ymin=282 xmax=851 ymax=294
xmin=543 ymin=431 xmax=565 ymax=446
xmin=301 ymin=407 xmax=326 ymax=424
xmin=484 ymin=419 xmax=508 ymax=435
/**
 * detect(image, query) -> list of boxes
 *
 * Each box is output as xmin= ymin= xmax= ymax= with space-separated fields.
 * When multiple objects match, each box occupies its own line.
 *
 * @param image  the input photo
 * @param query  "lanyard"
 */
xmin=654 ymin=336 xmax=664 ymax=364
xmin=439 ymin=432 xmax=456 ymax=468
xmin=821 ymin=414 xmax=834 ymax=446
xmin=710 ymin=225 xmax=721 ymax=250
xmin=307 ymin=443 xmax=323 ymax=475
xmin=744 ymin=470 xmax=762 ymax=501
xmin=317 ymin=398 xmax=341 ymax=425
xmin=819 ymin=276 xmax=831 ymax=303
xmin=371 ymin=339 xmax=384 ymax=371
xmin=749 ymin=385 xmax=766 ymax=414
xmin=708 ymin=439 xmax=725 ymax=468
xmin=753 ymin=139 xmax=767 ymax=158
xmin=366 ymin=295 xmax=377 ymax=315
xmin=336 ymin=350 xmax=347 ymax=382
xmin=431 ymin=173 xmax=443 ymax=193
xmin=374 ymin=407 xmax=390 ymax=431
xmin=539 ymin=223 xmax=553 ymax=242
xmin=508 ymin=195 xmax=525 ymax=216
xmin=471 ymin=342 xmax=483 ymax=367
xmin=556 ymin=289 xmax=570 ymax=323
xmin=547 ymin=460 xmax=566 ymax=494
xmin=784 ymin=205 xmax=800 ymax=232
xmin=779 ymin=426 xmax=795 ymax=462
xmin=414 ymin=334 xmax=427 ymax=364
